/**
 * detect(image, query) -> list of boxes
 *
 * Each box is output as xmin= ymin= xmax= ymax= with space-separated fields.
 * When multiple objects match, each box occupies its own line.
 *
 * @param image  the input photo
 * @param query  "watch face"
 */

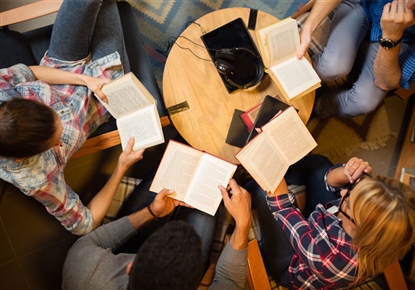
xmin=380 ymin=39 xmax=394 ymax=49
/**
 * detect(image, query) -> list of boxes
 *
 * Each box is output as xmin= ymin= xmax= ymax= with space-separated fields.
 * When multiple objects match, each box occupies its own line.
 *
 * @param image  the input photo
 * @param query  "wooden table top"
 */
xmin=163 ymin=7 xmax=315 ymax=163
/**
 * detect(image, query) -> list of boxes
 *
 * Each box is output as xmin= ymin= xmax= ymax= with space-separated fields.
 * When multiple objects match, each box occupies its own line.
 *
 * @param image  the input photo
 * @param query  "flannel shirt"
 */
xmin=0 ymin=52 xmax=123 ymax=235
xmin=361 ymin=0 xmax=415 ymax=90
xmin=266 ymin=167 xmax=359 ymax=289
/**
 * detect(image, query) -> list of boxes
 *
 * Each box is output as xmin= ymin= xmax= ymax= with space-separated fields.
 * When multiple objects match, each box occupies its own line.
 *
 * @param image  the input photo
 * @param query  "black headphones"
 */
xmin=214 ymin=47 xmax=264 ymax=89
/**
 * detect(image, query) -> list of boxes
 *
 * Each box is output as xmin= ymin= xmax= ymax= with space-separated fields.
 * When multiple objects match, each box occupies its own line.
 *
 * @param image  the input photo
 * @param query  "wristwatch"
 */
xmin=379 ymin=36 xmax=403 ymax=49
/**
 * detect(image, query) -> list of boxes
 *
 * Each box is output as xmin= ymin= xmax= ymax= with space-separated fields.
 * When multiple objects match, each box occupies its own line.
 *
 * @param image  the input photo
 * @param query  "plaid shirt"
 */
xmin=361 ymin=0 xmax=415 ymax=90
xmin=266 ymin=169 xmax=358 ymax=289
xmin=0 ymin=52 xmax=123 ymax=235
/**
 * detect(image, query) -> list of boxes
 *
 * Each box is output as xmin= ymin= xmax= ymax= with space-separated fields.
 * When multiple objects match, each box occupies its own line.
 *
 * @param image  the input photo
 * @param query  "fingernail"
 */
xmin=168 ymin=189 xmax=174 ymax=193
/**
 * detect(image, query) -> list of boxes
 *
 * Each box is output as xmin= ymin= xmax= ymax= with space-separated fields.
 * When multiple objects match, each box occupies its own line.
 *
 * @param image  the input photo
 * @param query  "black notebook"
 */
xmin=201 ymin=17 xmax=261 ymax=93
xmin=245 ymin=95 xmax=289 ymax=143
xmin=225 ymin=109 xmax=250 ymax=148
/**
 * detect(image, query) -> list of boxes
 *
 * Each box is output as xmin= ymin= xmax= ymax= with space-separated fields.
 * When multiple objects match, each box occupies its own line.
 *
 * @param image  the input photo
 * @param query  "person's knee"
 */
xmin=317 ymin=58 xmax=353 ymax=82
xmin=313 ymin=53 xmax=354 ymax=82
xmin=341 ymin=93 xmax=384 ymax=117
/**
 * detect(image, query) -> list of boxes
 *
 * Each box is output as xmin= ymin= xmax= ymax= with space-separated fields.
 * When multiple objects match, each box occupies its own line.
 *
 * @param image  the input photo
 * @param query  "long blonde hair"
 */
xmin=351 ymin=175 xmax=415 ymax=283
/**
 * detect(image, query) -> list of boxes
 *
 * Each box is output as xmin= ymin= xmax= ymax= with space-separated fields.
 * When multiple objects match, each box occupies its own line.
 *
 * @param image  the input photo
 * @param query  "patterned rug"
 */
xmin=307 ymin=101 xmax=397 ymax=165
xmin=127 ymin=0 xmax=309 ymax=88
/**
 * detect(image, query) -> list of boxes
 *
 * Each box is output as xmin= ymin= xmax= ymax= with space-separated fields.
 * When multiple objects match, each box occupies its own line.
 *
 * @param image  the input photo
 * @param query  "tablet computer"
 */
xmin=201 ymin=17 xmax=261 ymax=93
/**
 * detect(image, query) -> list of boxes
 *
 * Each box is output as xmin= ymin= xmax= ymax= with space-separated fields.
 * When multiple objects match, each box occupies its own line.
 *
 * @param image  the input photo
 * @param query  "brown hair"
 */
xmin=0 ymin=98 xmax=58 ymax=158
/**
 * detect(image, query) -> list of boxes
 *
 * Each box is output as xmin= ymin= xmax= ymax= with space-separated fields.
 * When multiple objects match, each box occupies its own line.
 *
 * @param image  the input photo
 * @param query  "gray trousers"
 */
xmin=312 ymin=0 xmax=408 ymax=117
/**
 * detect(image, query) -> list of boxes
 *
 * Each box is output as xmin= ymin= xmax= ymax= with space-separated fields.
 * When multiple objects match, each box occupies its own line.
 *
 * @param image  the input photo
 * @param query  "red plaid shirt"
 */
xmin=266 ymin=185 xmax=358 ymax=289
xmin=0 ymin=52 xmax=123 ymax=235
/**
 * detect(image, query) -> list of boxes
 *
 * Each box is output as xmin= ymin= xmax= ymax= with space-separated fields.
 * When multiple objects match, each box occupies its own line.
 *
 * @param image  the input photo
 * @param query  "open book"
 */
xmin=97 ymin=72 xmax=164 ymax=151
xmin=256 ymin=17 xmax=321 ymax=103
xmin=149 ymin=140 xmax=237 ymax=216
xmin=235 ymin=106 xmax=317 ymax=193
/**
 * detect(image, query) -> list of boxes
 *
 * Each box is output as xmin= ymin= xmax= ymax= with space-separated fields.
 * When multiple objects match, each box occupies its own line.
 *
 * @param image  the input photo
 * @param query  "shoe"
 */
xmin=233 ymin=165 xmax=252 ymax=187
xmin=313 ymin=94 xmax=336 ymax=119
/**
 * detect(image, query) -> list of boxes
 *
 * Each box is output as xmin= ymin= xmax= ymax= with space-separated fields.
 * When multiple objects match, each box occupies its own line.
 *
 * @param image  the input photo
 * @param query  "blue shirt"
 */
xmin=361 ymin=0 xmax=415 ymax=89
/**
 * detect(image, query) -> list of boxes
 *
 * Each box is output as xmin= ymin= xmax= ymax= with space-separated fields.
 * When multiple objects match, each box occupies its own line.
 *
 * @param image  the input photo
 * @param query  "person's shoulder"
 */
xmin=0 ymin=152 xmax=53 ymax=193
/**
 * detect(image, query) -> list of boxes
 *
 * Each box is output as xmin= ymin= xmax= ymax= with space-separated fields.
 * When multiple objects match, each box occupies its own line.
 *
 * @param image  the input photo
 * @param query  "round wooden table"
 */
xmin=163 ymin=8 xmax=315 ymax=163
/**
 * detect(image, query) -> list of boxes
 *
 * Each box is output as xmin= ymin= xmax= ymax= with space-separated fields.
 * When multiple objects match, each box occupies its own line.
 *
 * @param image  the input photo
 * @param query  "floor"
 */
xmin=335 ymin=93 xmax=409 ymax=178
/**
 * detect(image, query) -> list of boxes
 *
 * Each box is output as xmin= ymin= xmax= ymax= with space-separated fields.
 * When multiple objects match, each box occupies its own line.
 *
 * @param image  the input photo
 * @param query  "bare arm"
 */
xmin=28 ymin=65 xmax=110 ymax=101
xmin=297 ymin=0 xmax=342 ymax=59
xmin=87 ymin=137 xmax=145 ymax=229
xmin=374 ymin=0 xmax=415 ymax=90
xmin=267 ymin=177 xmax=290 ymax=197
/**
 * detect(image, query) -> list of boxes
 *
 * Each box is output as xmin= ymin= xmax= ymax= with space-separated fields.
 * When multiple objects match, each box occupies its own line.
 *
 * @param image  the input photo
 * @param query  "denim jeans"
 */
xmin=48 ymin=0 xmax=129 ymax=71
xmin=115 ymin=171 xmax=217 ymax=273
xmin=245 ymin=154 xmax=337 ymax=287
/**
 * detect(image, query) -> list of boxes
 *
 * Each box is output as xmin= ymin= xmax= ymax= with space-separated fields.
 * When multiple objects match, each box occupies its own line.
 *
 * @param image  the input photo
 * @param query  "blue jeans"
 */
xmin=48 ymin=0 xmax=129 ymax=71
xmin=115 ymin=171 xmax=217 ymax=273
xmin=245 ymin=154 xmax=337 ymax=287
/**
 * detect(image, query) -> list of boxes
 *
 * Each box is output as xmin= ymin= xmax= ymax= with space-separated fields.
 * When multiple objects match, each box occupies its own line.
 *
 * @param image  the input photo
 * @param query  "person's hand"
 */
xmin=254 ymin=110 xmax=283 ymax=133
xmin=219 ymin=179 xmax=251 ymax=227
xmin=85 ymin=76 xmax=111 ymax=103
xmin=149 ymin=189 xmax=191 ymax=218
xmin=297 ymin=28 xmax=313 ymax=59
xmin=343 ymin=157 xmax=373 ymax=184
xmin=117 ymin=137 xmax=145 ymax=171
xmin=380 ymin=0 xmax=415 ymax=41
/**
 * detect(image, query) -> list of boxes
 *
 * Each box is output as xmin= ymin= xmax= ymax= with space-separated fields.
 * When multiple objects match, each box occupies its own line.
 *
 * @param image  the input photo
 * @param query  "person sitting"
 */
xmin=0 ymin=0 xmax=149 ymax=235
xmin=62 ymin=179 xmax=252 ymax=290
xmin=243 ymin=154 xmax=415 ymax=289
xmin=297 ymin=0 xmax=415 ymax=118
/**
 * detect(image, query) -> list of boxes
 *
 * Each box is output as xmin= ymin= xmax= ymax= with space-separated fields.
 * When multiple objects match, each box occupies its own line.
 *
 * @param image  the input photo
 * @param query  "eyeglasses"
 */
xmin=338 ymin=173 xmax=371 ymax=225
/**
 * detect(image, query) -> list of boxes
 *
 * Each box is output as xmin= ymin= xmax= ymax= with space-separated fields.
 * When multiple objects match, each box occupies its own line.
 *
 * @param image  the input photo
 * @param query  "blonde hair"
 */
xmin=351 ymin=175 xmax=415 ymax=283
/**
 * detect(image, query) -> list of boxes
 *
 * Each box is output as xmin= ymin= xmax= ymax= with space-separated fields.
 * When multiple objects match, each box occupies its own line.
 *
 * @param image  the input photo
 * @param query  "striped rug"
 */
xmin=127 ymin=0 xmax=309 ymax=88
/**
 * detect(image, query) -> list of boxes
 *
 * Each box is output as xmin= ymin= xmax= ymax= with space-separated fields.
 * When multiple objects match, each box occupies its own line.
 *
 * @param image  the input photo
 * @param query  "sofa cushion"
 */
xmin=23 ymin=25 xmax=53 ymax=64
xmin=0 ymin=29 xmax=36 ymax=68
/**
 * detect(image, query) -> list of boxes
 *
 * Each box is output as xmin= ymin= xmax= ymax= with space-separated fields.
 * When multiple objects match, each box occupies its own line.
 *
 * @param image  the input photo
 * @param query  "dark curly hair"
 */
xmin=0 ymin=98 xmax=57 ymax=158
xmin=127 ymin=220 xmax=204 ymax=290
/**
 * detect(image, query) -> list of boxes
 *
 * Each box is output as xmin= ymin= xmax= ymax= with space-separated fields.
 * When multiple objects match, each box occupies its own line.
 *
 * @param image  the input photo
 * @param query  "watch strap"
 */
xmin=379 ymin=35 xmax=403 ymax=48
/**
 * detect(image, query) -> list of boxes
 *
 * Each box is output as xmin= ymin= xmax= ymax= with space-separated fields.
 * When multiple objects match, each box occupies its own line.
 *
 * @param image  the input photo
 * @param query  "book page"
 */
xmin=116 ymin=104 xmax=164 ymax=151
xmin=263 ymin=18 xmax=299 ymax=67
xmin=100 ymin=73 xmax=154 ymax=118
xmin=184 ymin=154 xmax=237 ymax=216
xmin=236 ymin=134 xmax=289 ymax=192
xmin=268 ymin=57 xmax=320 ymax=101
xmin=263 ymin=106 xmax=317 ymax=164
xmin=149 ymin=141 xmax=202 ymax=201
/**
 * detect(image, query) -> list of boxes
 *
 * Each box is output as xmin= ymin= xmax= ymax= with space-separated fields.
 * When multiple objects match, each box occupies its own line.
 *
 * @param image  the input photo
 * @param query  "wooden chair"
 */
xmin=0 ymin=0 xmax=171 ymax=160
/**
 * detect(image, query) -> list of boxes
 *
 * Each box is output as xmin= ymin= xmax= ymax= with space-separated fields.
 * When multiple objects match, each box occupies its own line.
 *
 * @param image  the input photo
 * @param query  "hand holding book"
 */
xmin=255 ymin=17 xmax=321 ymax=103
xmin=150 ymin=140 xmax=237 ymax=215
xmin=235 ymin=106 xmax=317 ymax=193
xmin=94 ymin=72 xmax=165 ymax=152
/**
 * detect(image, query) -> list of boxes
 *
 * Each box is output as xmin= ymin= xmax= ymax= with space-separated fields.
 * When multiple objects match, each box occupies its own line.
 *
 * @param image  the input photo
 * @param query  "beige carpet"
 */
xmin=307 ymin=102 xmax=397 ymax=165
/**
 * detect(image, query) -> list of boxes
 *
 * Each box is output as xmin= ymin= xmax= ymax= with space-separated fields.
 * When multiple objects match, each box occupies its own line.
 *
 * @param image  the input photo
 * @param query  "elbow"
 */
xmin=374 ymin=78 xmax=400 ymax=92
